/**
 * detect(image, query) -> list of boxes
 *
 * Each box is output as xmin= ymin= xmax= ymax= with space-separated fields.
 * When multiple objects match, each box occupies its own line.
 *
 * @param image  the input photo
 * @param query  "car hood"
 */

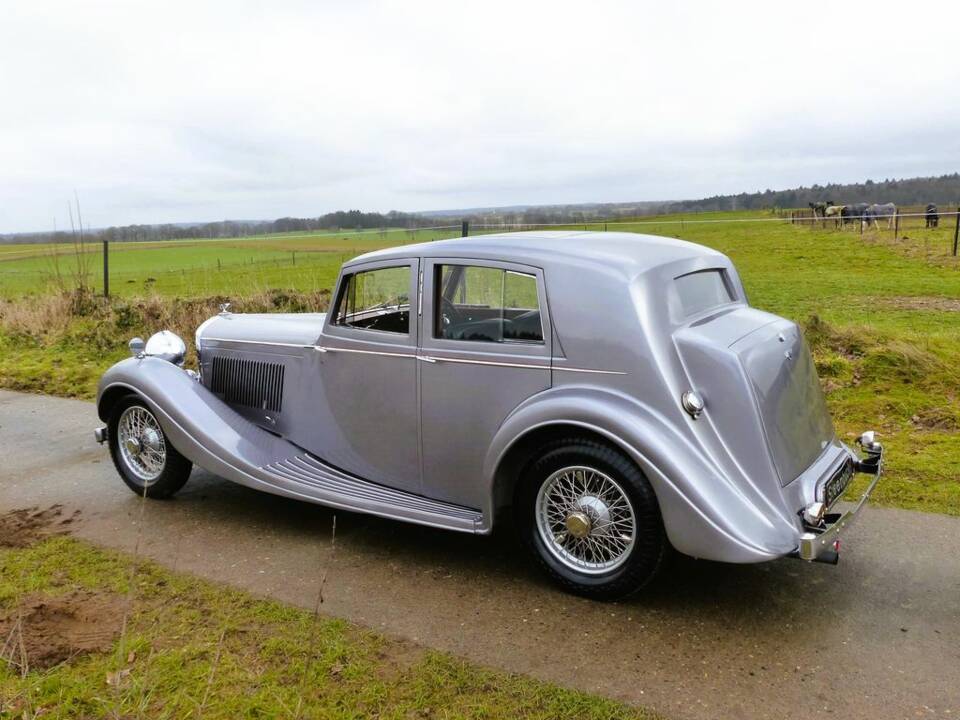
xmin=196 ymin=312 xmax=326 ymax=348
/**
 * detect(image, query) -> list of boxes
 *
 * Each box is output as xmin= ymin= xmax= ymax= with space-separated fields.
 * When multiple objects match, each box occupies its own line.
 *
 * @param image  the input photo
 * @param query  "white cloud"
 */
xmin=1 ymin=0 xmax=957 ymax=231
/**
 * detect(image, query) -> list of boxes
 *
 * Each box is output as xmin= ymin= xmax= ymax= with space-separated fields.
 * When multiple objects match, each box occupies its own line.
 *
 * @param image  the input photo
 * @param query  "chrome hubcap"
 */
xmin=535 ymin=465 xmax=636 ymax=575
xmin=117 ymin=406 xmax=166 ymax=484
xmin=565 ymin=511 xmax=591 ymax=538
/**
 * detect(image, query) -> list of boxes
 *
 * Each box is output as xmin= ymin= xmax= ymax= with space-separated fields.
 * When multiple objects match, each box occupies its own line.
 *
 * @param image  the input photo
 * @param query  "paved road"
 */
xmin=1 ymin=389 xmax=957 ymax=719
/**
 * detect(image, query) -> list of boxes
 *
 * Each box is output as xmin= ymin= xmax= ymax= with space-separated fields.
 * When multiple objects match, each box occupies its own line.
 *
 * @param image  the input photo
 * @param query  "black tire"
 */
xmin=516 ymin=439 xmax=670 ymax=600
xmin=108 ymin=394 xmax=192 ymax=499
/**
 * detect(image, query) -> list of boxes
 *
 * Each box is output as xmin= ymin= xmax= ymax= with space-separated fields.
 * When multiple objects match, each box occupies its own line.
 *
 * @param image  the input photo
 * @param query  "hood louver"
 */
xmin=209 ymin=355 xmax=285 ymax=413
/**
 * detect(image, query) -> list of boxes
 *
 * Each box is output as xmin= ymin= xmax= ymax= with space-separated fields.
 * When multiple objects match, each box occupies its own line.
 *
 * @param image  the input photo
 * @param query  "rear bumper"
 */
xmin=797 ymin=440 xmax=884 ymax=562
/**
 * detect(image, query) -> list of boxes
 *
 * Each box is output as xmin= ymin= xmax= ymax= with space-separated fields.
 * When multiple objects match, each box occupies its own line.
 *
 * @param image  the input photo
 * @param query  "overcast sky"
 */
xmin=2 ymin=0 xmax=957 ymax=232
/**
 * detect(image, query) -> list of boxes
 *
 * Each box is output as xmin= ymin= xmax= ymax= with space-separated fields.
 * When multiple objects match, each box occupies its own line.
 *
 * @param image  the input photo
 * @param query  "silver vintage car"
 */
xmin=95 ymin=231 xmax=883 ymax=599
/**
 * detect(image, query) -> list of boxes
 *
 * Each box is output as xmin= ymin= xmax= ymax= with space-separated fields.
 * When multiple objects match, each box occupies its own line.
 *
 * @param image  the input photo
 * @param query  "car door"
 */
xmin=418 ymin=258 xmax=552 ymax=509
xmin=311 ymin=258 xmax=422 ymax=494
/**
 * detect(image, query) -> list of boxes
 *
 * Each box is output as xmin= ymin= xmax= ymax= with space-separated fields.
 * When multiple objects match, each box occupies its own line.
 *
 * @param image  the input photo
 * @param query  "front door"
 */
xmin=419 ymin=259 xmax=552 ymax=509
xmin=311 ymin=259 xmax=421 ymax=494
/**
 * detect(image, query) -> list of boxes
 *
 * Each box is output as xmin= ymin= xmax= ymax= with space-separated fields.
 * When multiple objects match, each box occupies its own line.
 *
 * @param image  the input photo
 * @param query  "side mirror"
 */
xmin=129 ymin=337 xmax=146 ymax=357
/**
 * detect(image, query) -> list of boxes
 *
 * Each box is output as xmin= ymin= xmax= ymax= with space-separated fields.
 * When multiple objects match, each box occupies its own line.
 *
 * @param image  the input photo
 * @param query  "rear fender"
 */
xmin=484 ymin=385 xmax=800 ymax=562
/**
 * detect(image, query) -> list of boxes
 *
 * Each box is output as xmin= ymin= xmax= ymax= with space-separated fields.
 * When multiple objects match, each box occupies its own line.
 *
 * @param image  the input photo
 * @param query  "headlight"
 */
xmin=144 ymin=331 xmax=187 ymax=366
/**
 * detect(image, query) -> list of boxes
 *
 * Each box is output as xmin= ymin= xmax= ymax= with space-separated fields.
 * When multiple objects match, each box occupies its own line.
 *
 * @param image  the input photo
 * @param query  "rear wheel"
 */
xmin=517 ymin=439 xmax=670 ymax=600
xmin=108 ymin=394 xmax=192 ymax=498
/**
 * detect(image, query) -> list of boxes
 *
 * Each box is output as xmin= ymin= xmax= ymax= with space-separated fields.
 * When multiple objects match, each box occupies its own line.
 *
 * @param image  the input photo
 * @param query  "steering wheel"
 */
xmin=440 ymin=297 xmax=465 ymax=330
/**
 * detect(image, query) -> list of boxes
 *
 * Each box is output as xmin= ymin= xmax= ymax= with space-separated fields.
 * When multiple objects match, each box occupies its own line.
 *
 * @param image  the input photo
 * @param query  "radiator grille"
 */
xmin=209 ymin=355 xmax=285 ymax=413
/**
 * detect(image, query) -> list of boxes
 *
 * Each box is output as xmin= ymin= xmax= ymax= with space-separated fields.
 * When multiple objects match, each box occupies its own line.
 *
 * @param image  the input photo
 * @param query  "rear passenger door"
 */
xmin=418 ymin=259 xmax=552 ymax=509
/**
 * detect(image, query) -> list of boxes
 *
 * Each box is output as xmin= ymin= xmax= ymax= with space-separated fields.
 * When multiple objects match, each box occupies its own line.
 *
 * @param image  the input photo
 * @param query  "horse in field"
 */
xmin=808 ymin=201 xmax=833 ymax=218
xmin=864 ymin=203 xmax=897 ymax=229
xmin=925 ymin=203 xmax=939 ymax=228
xmin=824 ymin=205 xmax=845 ymax=226
xmin=841 ymin=203 xmax=869 ymax=227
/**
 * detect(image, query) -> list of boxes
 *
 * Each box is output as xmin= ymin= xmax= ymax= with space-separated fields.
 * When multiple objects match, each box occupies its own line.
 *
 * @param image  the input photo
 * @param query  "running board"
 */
xmin=97 ymin=357 xmax=487 ymax=534
xmin=262 ymin=453 xmax=484 ymax=531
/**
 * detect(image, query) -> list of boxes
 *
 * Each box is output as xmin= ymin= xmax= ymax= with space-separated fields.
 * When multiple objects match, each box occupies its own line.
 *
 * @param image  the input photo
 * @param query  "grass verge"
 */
xmin=0 ymin=534 xmax=655 ymax=719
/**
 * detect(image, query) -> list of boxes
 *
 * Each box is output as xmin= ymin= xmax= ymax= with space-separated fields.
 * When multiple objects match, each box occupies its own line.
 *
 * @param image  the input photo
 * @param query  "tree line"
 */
xmin=1 ymin=210 xmax=435 ymax=245
xmin=659 ymin=173 xmax=960 ymax=214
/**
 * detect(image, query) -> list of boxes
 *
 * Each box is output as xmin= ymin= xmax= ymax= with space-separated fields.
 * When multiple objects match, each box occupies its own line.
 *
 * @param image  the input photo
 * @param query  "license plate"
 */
xmin=823 ymin=460 xmax=854 ymax=507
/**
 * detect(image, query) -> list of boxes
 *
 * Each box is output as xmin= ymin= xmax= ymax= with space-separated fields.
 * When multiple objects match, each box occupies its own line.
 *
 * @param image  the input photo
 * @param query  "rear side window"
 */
xmin=675 ymin=270 xmax=733 ymax=316
xmin=435 ymin=265 xmax=543 ymax=343
xmin=334 ymin=265 xmax=411 ymax=334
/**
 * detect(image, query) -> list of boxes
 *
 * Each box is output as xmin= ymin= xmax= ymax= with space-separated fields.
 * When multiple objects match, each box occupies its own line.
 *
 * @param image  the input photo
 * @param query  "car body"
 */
xmin=95 ymin=231 xmax=883 ymax=598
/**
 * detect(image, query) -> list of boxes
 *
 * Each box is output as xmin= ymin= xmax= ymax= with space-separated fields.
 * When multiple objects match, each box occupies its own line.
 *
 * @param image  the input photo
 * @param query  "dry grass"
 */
xmin=0 ymin=288 xmax=331 ymax=400
xmin=0 ymin=287 xmax=330 ymax=344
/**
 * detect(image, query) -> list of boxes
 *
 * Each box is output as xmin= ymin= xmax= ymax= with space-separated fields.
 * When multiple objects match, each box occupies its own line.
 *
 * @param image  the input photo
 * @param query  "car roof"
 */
xmin=346 ymin=231 xmax=722 ymax=275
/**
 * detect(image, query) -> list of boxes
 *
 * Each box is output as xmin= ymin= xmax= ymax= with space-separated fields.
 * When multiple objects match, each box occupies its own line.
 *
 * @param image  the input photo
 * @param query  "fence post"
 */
xmin=103 ymin=239 xmax=109 ymax=297
xmin=953 ymin=207 xmax=959 ymax=256
xmin=461 ymin=220 xmax=469 ymax=237
xmin=894 ymin=209 xmax=899 ymax=240
xmin=859 ymin=213 xmax=864 ymax=237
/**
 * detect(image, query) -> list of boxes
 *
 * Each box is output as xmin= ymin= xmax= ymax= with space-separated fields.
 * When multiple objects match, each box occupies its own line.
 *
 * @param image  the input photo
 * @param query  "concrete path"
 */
xmin=0 ymin=389 xmax=957 ymax=719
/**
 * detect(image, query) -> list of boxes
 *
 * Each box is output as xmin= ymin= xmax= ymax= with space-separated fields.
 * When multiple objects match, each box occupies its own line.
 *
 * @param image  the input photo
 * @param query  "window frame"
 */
xmin=673 ymin=268 xmax=737 ymax=319
xmin=324 ymin=259 xmax=420 ymax=344
xmin=420 ymin=257 xmax=551 ymax=358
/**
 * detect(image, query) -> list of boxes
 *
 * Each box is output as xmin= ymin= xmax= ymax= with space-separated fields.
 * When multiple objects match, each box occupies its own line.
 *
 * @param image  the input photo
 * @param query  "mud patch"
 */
xmin=872 ymin=296 xmax=960 ymax=312
xmin=909 ymin=406 xmax=959 ymax=430
xmin=0 ymin=590 xmax=125 ymax=670
xmin=0 ymin=505 xmax=78 ymax=548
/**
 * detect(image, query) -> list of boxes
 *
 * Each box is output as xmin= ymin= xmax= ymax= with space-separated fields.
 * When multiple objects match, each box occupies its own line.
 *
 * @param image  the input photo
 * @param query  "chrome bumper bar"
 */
xmin=798 ymin=440 xmax=884 ymax=562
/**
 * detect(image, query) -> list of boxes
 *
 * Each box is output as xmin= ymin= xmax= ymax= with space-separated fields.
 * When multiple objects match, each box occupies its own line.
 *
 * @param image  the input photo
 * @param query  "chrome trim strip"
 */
xmin=553 ymin=365 xmax=628 ymax=376
xmin=204 ymin=338 xmax=414 ymax=359
xmin=204 ymin=337 xmax=313 ymax=350
xmin=418 ymin=355 xmax=549 ymax=371
xmin=324 ymin=347 xmax=416 ymax=359
xmin=418 ymin=355 xmax=626 ymax=375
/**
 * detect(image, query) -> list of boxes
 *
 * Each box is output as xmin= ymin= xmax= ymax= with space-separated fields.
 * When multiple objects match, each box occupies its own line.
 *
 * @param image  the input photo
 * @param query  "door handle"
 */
xmin=417 ymin=355 xmax=437 ymax=363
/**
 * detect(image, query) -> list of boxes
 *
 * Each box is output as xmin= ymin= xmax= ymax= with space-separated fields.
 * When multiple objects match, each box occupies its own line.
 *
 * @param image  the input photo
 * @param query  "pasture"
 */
xmin=0 ymin=228 xmax=462 ymax=299
xmin=1 ymin=210 xmax=959 ymax=516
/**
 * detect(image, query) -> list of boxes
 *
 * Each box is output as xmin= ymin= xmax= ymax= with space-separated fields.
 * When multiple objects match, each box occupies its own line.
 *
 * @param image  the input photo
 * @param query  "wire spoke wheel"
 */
xmin=117 ymin=405 xmax=167 ymax=484
xmin=535 ymin=465 xmax=636 ymax=575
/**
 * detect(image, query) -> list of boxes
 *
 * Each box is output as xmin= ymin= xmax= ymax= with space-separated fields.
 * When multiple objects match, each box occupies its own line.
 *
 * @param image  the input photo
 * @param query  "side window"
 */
xmin=435 ymin=264 xmax=543 ymax=344
xmin=334 ymin=265 xmax=411 ymax=334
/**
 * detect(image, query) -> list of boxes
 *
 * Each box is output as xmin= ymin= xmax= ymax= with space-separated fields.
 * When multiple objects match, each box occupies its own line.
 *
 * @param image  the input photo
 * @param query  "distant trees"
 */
xmin=3 ymin=210 xmax=434 ymax=245
xmin=5 ymin=173 xmax=960 ymax=245
xmin=663 ymin=173 xmax=960 ymax=213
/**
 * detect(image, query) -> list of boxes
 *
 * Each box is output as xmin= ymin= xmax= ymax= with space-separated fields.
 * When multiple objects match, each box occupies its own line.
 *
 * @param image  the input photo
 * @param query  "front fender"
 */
xmin=483 ymin=385 xmax=801 ymax=563
xmin=97 ymin=357 xmax=301 ymax=474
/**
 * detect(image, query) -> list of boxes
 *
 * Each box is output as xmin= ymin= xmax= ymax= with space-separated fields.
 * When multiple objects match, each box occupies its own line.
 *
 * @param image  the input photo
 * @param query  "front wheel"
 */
xmin=517 ymin=440 xmax=670 ymax=600
xmin=108 ymin=394 xmax=192 ymax=498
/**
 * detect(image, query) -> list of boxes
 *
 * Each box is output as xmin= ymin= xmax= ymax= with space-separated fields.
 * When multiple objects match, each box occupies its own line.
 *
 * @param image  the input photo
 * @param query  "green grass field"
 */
xmin=1 ymin=210 xmax=958 ymax=515
xmin=0 ymin=228 xmax=462 ymax=299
